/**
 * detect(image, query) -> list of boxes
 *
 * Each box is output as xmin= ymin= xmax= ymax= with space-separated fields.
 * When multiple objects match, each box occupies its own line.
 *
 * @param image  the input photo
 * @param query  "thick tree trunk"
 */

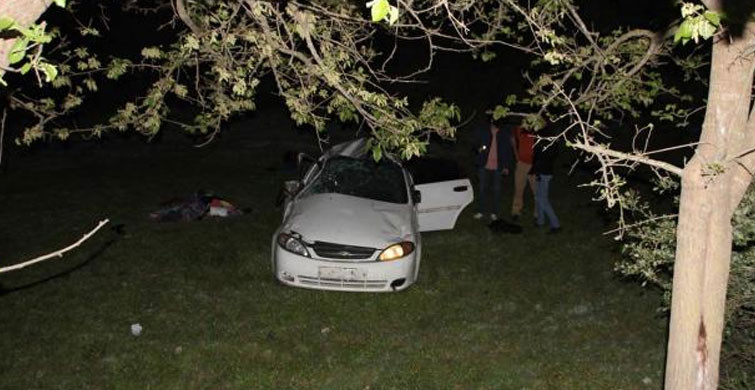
xmin=0 ymin=0 xmax=53 ymax=75
xmin=664 ymin=21 xmax=755 ymax=390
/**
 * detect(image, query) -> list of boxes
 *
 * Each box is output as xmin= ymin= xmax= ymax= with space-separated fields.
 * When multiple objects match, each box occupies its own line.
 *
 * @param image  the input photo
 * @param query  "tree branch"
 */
xmin=174 ymin=0 xmax=202 ymax=35
xmin=0 ymin=219 xmax=110 ymax=274
xmin=570 ymin=139 xmax=684 ymax=176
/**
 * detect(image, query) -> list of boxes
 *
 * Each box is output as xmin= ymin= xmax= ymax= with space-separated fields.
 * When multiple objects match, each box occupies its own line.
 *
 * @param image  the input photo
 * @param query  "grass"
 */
xmin=0 ymin=124 xmax=667 ymax=389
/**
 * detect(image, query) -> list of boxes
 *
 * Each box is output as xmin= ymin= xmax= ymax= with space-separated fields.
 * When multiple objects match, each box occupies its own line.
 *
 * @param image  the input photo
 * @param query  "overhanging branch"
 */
xmin=570 ymin=139 xmax=684 ymax=176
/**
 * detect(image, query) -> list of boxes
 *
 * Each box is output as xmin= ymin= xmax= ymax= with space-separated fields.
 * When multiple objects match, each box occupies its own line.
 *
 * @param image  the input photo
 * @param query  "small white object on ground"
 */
xmin=130 ymin=323 xmax=143 ymax=336
xmin=209 ymin=206 xmax=229 ymax=217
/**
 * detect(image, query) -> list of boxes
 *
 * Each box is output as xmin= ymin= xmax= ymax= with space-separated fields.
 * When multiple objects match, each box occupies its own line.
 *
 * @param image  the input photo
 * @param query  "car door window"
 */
xmin=404 ymin=157 xmax=464 ymax=185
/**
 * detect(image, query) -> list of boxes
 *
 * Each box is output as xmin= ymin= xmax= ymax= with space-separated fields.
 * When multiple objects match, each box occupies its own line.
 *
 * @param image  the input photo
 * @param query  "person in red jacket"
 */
xmin=511 ymin=125 xmax=537 ymax=221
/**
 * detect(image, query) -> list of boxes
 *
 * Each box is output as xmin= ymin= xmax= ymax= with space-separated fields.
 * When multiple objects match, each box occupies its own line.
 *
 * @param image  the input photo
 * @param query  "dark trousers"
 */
xmin=477 ymin=167 xmax=502 ymax=216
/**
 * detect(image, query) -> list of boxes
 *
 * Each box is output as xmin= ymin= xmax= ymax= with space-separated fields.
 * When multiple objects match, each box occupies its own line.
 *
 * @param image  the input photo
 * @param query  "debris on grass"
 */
xmin=488 ymin=218 xmax=523 ymax=234
xmin=149 ymin=190 xmax=247 ymax=222
xmin=130 ymin=323 xmax=143 ymax=336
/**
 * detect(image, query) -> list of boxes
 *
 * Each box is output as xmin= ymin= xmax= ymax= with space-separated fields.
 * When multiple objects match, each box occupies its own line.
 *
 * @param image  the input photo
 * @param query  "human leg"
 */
xmin=511 ymin=162 xmax=528 ymax=216
xmin=527 ymin=172 xmax=538 ymax=219
xmin=492 ymin=168 xmax=502 ymax=217
xmin=476 ymin=167 xmax=488 ymax=216
xmin=536 ymin=175 xmax=546 ymax=227
xmin=538 ymin=175 xmax=559 ymax=229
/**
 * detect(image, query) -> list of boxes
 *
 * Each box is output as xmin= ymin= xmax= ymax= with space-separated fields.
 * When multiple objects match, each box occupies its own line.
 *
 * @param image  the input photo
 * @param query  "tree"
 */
xmin=662 ymin=2 xmax=754 ymax=387
xmin=485 ymin=2 xmax=755 ymax=388
xmin=2 ymin=1 xmax=753 ymax=388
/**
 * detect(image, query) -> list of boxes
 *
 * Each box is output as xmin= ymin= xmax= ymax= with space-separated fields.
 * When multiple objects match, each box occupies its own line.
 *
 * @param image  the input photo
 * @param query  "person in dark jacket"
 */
xmin=473 ymin=118 xmax=515 ymax=221
xmin=531 ymin=137 xmax=561 ymax=233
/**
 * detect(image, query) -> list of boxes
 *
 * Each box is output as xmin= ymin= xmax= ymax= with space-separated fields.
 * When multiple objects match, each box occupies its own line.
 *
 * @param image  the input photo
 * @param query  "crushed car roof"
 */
xmin=323 ymin=138 xmax=370 ymax=159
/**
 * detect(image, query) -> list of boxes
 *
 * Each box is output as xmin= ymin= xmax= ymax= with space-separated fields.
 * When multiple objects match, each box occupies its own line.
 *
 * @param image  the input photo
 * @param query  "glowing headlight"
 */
xmin=378 ymin=241 xmax=415 ymax=261
xmin=277 ymin=233 xmax=310 ymax=257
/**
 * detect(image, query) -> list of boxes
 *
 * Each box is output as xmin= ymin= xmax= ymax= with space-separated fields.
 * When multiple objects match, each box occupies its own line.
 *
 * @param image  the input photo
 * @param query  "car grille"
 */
xmin=311 ymin=241 xmax=376 ymax=260
xmin=298 ymin=275 xmax=388 ymax=290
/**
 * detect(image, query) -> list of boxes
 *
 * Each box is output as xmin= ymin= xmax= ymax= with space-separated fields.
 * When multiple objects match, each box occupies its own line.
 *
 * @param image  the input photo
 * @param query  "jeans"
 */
xmin=535 ymin=174 xmax=560 ymax=228
xmin=477 ymin=167 xmax=502 ymax=216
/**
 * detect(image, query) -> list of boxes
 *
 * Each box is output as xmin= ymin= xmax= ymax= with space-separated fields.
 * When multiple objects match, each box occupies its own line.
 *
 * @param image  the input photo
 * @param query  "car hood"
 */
xmin=282 ymin=193 xmax=414 ymax=248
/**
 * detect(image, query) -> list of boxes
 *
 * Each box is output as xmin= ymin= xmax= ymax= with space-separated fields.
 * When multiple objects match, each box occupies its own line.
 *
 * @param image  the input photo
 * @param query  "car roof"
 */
xmin=323 ymin=138 xmax=402 ymax=165
xmin=323 ymin=138 xmax=370 ymax=159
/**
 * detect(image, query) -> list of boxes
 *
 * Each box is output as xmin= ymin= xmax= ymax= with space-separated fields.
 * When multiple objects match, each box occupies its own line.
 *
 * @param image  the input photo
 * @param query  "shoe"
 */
xmin=490 ymin=214 xmax=498 ymax=221
xmin=548 ymin=227 xmax=562 ymax=234
xmin=473 ymin=212 xmax=483 ymax=220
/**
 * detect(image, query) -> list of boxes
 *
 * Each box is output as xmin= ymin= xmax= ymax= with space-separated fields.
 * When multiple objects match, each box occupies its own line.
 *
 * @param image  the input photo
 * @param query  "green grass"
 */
xmin=0 ymin=131 xmax=667 ymax=389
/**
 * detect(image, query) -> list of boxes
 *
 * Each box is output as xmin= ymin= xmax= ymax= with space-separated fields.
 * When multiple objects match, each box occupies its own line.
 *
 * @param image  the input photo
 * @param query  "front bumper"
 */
xmin=273 ymin=245 xmax=416 ymax=292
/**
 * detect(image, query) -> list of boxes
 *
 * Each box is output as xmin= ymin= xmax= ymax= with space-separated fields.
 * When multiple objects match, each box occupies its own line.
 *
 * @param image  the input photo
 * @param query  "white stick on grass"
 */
xmin=0 ymin=219 xmax=110 ymax=274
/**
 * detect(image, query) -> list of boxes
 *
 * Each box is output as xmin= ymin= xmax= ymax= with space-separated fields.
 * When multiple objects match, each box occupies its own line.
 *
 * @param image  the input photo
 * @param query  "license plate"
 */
xmin=318 ymin=267 xmax=366 ymax=281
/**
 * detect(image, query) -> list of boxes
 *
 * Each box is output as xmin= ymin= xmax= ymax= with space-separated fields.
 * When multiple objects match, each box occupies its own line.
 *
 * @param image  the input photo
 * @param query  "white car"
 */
xmin=272 ymin=139 xmax=473 ymax=292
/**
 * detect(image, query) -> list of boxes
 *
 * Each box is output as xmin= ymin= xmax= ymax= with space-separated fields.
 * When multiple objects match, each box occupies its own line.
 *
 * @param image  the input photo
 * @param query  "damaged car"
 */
xmin=272 ymin=138 xmax=473 ymax=292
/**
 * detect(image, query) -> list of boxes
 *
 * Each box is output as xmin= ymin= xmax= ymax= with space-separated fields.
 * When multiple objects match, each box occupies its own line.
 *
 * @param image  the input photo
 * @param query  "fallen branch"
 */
xmin=0 ymin=219 xmax=110 ymax=274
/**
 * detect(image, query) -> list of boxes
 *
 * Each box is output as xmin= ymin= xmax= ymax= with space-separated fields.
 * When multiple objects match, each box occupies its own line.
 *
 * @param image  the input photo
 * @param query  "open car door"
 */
xmin=406 ymin=157 xmax=474 ymax=232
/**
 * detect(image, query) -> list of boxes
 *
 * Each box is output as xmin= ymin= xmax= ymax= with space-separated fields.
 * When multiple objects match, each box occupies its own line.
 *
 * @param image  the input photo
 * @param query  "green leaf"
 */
xmin=372 ymin=146 xmax=382 ymax=161
xmin=674 ymin=20 xmax=693 ymax=43
xmin=19 ymin=62 xmax=32 ymax=75
xmin=53 ymin=0 xmax=66 ymax=7
xmin=698 ymin=19 xmax=717 ymax=40
xmin=388 ymin=5 xmax=399 ymax=26
xmin=703 ymin=11 xmax=720 ymax=26
xmin=7 ymin=38 xmax=28 ymax=64
xmin=0 ymin=17 xmax=14 ymax=31
xmin=40 ymin=63 xmax=58 ymax=82
xmin=492 ymin=105 xmax=509 ymax=120
xmin=370 ymin=0 xmax=390 ymax=22
xmin=141 ymin=47 xmax=163 ymax=59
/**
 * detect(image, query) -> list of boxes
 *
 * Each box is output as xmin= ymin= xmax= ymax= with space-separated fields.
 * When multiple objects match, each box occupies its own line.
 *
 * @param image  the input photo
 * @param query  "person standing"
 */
xmin=531 ymin=138 xmax=561 ymax=233
xmin=473 ymin=119 xmax=514 ymax=221
xmin=511 ymin=124 xmax=537 ymax=221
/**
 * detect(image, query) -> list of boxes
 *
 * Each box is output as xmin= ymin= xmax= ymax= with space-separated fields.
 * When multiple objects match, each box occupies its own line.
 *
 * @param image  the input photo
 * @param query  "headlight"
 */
xmin=378 ymin=241 xmax=415 ymax=261
xmin=277 ymin=233 xmax=310 ymax=257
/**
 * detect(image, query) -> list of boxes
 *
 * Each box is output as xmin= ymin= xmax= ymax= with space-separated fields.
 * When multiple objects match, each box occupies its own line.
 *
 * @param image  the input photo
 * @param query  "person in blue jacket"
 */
xmin=473 ymin=117 xmax=515 ymax=221
xmin=531 ymin=126 xmax=561 ymax=233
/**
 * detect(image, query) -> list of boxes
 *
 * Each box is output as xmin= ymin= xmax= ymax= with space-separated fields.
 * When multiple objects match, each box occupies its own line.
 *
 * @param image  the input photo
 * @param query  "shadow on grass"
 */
xmin=0 ymin=230 xmax=122 ymax=296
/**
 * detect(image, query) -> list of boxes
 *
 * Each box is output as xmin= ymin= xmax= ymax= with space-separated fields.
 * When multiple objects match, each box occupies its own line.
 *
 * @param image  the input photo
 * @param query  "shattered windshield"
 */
xmin=302 ymin=156 xmax=408 ymax=204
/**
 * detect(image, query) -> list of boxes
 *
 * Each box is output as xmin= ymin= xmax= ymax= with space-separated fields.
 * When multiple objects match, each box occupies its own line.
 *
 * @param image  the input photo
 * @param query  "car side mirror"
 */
xmin=297 ymin=153 xmax=317 ymax=179
xmin=412 ymin=189 xmax=422 ymax=204
xmin=275 ymin=180 xmax=302 ymax=207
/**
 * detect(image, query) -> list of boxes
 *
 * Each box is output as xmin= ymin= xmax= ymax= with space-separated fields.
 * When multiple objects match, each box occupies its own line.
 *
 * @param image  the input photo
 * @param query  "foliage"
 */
xmin=674 ymin=2 xmax=721 ymax=45
xmin=0 ymin=0 xmax=66 ymax=86
xmin=4 ymin=0 xmax=472 ymax=159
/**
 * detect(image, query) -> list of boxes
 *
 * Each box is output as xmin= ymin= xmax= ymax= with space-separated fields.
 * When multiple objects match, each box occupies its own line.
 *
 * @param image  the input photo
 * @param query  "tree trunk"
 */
xmin=0 ymin=0 xmax=53 ymax=75
xmin=664 ymin=21 xmax=755 ymax=389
